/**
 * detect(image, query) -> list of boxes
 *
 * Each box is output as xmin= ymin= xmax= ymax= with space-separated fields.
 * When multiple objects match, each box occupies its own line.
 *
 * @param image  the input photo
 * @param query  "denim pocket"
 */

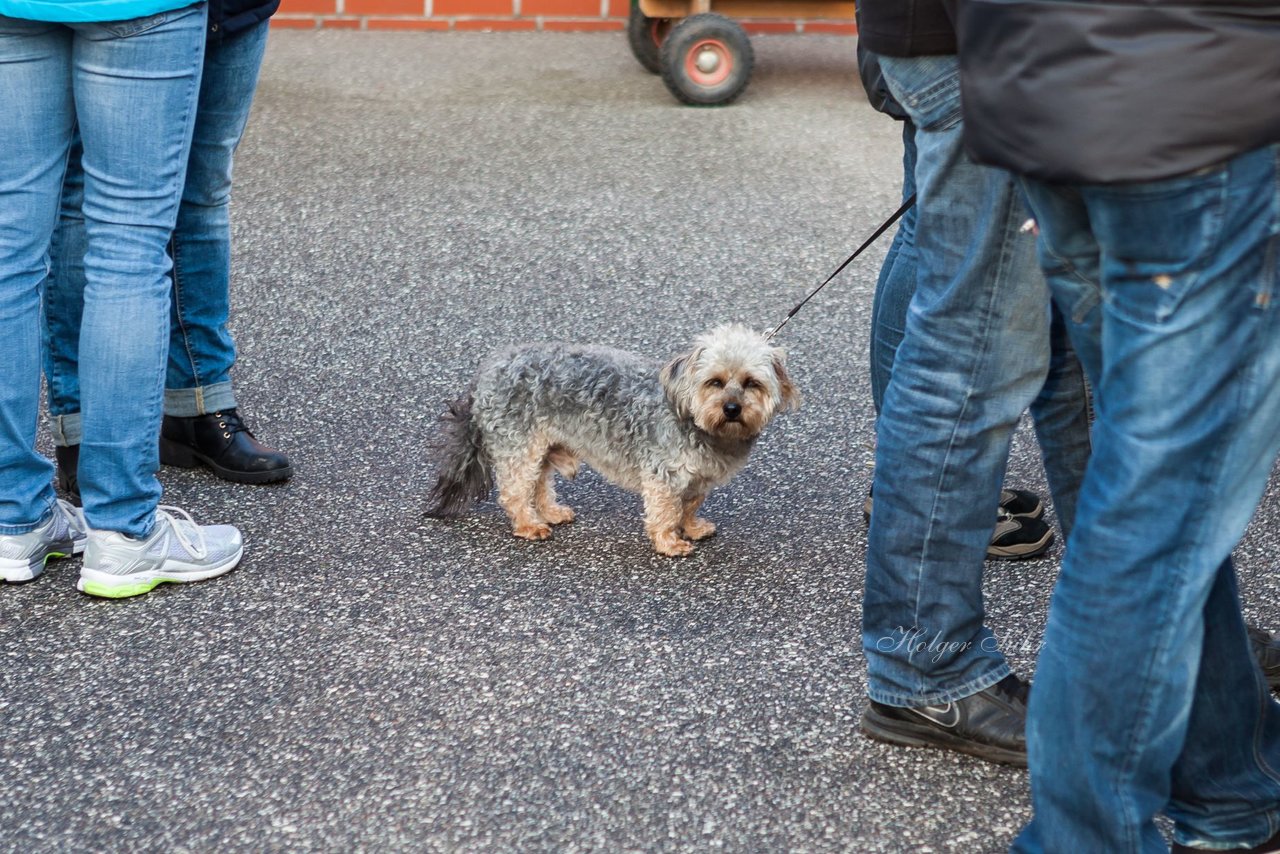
xmin=97 ymin=11 xmax=173 ymax=38
xmin=1021 ymin=181 xmax=1104 ymax=325
xmin=1091 ymin=167 xmax=1230 ymax=327
xmin=877 ymin=55 xmax=963 ymax=132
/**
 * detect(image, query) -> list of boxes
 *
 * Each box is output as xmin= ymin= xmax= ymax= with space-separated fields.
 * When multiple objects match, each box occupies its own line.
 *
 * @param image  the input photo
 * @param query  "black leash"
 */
xmin=765 ymin=193 xmax=917 ymax=341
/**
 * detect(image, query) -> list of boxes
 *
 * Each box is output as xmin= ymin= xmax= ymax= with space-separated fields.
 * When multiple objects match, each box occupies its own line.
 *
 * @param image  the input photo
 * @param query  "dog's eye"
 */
xmin=743 ymin=378 xmax=760 ymax=390
xmin=706 ymin=378 xmax=724 ymax=389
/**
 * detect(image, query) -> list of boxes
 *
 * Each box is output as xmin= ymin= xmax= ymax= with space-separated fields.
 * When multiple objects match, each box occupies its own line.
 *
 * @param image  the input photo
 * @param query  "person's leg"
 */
xmin=165 ymin=19 xmax=267 ymax=414
xmin=1025 ymin=302 xmax=1091 ymax=538
xmin=868 ymin=120 xmax=917 ymax=415
xmin=864 ymin=118 xmax=1062 ymax=560
xmin=1014 ymin=144 xmax=1280 ymax=851
xmin=43 ymin=139 xmax=86 ymax=439
xmin=71 ymin=6 xmax=244 ymax=600
xmin=40 ymin=137 xmax=88 ymax=500
xmin=159 ymin=18 xmax=291 ymax=484
xmin=862 ymin=54 xmax=1050 ymax=705
xmin=71 ymin=4 xmax=207 ymax=536
xmin=0 ymin=17 xmax=73 ymax=530
xmin=0 ymin=16 xmax=89 ymax=582
xmin=1168 ymin=557 xmax=1280 ymax=850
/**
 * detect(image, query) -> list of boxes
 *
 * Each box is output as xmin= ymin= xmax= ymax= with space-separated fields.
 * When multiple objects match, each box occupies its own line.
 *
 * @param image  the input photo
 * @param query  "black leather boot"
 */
xmin=159 ymin=409 xmax=293 ymax=484
xmin=55 ymin=444 xmax=81 ymax=506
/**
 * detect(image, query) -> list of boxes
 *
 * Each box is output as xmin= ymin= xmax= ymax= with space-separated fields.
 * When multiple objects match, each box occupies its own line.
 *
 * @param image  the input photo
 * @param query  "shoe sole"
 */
xmin=861 ymin=708 xmax=1028 ymax=767
xmin=0 ymin=537 xmax=86 ymax=583
xmin=77 ymin=546 xmax=243 ymax=599
xmin=987 ymin=528 xmax=1054 ymax=561
xmin=160 ymin=437 xmax=293 ymax=485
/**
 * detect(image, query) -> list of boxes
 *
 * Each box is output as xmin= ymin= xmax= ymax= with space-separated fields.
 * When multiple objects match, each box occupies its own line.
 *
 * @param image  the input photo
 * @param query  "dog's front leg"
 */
xmin=680 ymin=493 xmax=716 ymax=541
xmin=641 ymin=480 xmax=693 ymax=557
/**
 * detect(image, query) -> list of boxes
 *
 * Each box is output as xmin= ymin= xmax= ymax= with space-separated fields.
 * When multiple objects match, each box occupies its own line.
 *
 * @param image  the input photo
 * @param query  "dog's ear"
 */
xmin=772 ymin=350 xmax=801 ymax=411
xmin=659 ymin=354 xmax=686 ymax=388
xmin=660 ymin=346 xmax=703 ymax=418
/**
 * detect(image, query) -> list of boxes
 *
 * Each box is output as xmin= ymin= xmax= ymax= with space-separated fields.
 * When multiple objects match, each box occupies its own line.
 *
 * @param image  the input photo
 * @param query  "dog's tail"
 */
xmin=424 ymin=389 xmax=493 ymax=518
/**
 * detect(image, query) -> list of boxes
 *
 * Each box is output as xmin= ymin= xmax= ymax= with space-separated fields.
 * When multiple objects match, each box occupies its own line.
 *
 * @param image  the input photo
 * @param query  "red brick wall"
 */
xmin=273 ymin=0 xmax=857 ymax=33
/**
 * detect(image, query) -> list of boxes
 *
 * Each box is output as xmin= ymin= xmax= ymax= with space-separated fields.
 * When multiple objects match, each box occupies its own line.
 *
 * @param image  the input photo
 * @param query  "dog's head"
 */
xmin=660 ymin=324 xmax=800 ymax=441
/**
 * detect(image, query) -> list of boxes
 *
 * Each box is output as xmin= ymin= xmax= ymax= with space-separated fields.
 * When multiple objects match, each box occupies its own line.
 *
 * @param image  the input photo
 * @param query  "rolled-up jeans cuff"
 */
xmin=867 ymin=663 xmax=1012 ymax=708
xmin=164 ymin=382 xmax=236 ymax=417
xmin=1173 ymin=818 xmax=1280 ymax=852
xmin=49 ymin=412 xmax=82 ymax=447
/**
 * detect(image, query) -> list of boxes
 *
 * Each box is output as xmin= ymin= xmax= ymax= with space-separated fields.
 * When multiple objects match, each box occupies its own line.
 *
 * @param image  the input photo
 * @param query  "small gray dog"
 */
xmin=424 ymin=324 xmax=800 ymax=556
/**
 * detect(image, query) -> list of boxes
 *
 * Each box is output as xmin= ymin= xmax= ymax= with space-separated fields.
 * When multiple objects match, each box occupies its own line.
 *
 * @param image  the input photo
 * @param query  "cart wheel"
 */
xmin=626 ymin=1 xmax=671 ymax=75
xmin=659 ymin=13 xmax=753 ymax=106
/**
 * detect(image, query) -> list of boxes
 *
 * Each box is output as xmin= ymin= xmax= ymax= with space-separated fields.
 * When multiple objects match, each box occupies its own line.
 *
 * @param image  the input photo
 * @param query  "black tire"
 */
xmin=626 ymin=1 xmax=670 ymax=75
xmin=658 ymin=13 xmax=753 ymax=106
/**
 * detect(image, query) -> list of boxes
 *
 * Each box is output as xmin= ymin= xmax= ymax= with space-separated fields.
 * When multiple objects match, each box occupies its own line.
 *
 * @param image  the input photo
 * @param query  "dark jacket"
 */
xmin=958 ymin=1 xmax=1280 ymax=184
xmin=857 ymin=44 xmax=908 ymax=121
xmin=211 ymin=0 xmax=279 ymax=40
xmin=854 ymin=8 xmax=908 ymax=121
xmin=856 ymin=0 xmax=958 ymax=58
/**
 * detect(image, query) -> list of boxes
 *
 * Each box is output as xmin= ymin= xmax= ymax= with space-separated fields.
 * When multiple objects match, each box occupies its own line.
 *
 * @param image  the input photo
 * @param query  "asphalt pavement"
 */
xmin=5 ymin=30 xmax=1280 ymax=853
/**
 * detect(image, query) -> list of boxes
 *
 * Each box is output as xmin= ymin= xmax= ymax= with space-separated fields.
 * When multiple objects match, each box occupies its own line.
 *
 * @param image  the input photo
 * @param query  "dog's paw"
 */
xmin=652 ymin=533 xmax=694 ymax=557
xmin=541 ymin=504 xmax=576 ymax=525
xmin=513 ymin=523 xmax=553 ymax=541
xmin=683 ymin=517 xmax=716 ymax=541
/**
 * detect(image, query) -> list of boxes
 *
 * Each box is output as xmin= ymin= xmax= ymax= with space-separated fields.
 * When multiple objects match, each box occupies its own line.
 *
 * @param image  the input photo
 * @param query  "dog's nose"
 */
xmin=723 ymin=402 xmax=742 ymax=421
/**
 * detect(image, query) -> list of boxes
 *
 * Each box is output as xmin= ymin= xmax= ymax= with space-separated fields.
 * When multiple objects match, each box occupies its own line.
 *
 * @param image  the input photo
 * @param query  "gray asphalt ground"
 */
xmin=6 ymin=30 xmax=1280 ymax=854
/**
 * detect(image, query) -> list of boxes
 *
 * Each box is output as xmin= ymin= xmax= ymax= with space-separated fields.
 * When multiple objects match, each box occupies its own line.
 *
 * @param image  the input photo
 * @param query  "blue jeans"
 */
xmin=0 ymin=6 xmax=206 ymax=538
xmin=1014 ymin=145 xmax=1280 ymax=852
xmin=867 ymin=121 xmax=1092 ymax=530
xmin=861 ymin=54 xmax=1090 ymax=705
xmin=43 ymin=18 xmax=268 ymax=447
xmin=868 ymin=120 xmax=918 ymax=415
xmin=1028 ymin=304 xmax=1091 ymax=534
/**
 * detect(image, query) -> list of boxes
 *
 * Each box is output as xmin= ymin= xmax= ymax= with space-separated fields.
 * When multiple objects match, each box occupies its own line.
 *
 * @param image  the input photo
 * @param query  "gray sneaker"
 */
xmin=78 ymin=506 xmax=242 ymax=599
xmin=0 ymin=499 xmax=89 ymax=583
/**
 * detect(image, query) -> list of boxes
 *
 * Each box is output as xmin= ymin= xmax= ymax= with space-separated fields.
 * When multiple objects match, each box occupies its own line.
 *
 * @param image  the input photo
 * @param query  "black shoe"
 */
xmin=160 ymin=409 xmax=293 ymax=484
xmin=55 ymin=444 xmax=81 ymax=506
xmin=861 ymin=674 xmax=1030 ymax=767
xmin=987 ymin=511 xmax=1054 ymax=560
xmin=1249 ymin=624 xmax=1280 ymax=691
xmin=999 ymin=488 xmax=1043 ymax=520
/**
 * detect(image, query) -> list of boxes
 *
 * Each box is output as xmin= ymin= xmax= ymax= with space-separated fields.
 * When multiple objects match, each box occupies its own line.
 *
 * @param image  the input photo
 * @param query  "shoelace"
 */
xmin=213 ymin=410 xmax=253 ymax=439
xmin=156 ymin=505 xmax=208 ymax=560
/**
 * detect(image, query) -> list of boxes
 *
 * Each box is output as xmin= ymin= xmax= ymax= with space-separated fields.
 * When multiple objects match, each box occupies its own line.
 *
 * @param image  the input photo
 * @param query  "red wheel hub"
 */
xmin=684 ymin=38 xmax=733 ymax=87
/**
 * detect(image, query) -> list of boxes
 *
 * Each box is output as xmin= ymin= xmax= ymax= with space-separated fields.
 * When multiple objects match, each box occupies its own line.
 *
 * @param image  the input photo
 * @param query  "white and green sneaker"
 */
xmin=78 ymin=506 xmax=242 ymax=599
xmin=0 ymin=499 xmax=89 ymax=583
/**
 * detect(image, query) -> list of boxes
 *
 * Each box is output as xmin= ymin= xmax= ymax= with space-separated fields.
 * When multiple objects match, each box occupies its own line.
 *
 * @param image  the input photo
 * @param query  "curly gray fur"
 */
xmin=424 ymin=324 xmax=799 ymax=554
xmin=423 ymin=391 xmax=494 ymax=518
